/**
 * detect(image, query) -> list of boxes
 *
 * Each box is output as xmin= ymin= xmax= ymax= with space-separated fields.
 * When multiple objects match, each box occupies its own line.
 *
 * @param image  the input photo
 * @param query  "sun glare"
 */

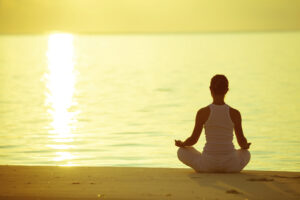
xmin=45 ymin=33 xmax=78 ymax=164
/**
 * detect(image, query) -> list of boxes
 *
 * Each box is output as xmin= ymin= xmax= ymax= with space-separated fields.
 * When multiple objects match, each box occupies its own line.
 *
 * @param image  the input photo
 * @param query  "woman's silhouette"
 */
xmin=175 ymin=74 xmax=251 ymax=172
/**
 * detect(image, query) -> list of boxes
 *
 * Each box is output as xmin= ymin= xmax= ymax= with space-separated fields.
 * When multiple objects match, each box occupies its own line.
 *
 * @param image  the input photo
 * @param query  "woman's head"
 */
xmin=210 ymin=74 xmax=229 ymax=96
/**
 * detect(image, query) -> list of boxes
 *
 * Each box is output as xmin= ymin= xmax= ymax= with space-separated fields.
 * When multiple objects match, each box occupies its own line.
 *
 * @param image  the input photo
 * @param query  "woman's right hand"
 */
xmin=241 ymin=142 xmax=251 ymax=149
xmin=175 ymin=140 xmax=185 ymax=147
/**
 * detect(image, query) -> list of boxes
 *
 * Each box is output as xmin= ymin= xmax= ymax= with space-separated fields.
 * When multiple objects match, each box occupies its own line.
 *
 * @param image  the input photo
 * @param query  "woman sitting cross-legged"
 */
xmin=175 ymin=74 xmax=251 ymax=173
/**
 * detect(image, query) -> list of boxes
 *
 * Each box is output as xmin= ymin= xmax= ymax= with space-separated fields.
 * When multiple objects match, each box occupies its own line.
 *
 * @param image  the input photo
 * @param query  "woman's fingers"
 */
xmin=175 ymin=140 xmax=183 ymax=147
xmin=247 ymin=142 xmax=251 ymax=149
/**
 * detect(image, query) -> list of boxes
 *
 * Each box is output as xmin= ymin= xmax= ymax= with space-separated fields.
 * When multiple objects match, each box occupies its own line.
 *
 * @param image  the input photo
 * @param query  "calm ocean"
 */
xmin=0 ymin=32 xmax=299 ymax=171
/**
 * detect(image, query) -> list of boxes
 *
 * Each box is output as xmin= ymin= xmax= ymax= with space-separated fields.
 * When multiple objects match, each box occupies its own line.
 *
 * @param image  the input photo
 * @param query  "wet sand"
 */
xmin=0 ymin=165 xmax=299 ymax=200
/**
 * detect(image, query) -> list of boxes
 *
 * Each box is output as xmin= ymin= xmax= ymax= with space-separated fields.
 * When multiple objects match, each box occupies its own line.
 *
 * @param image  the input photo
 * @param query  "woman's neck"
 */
xmin=212 ymin=96 xmax=225 ymax=105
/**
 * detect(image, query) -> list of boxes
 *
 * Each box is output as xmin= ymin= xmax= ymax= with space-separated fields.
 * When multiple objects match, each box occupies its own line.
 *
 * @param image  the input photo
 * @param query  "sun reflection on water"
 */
xmin=45 ymin=33 xmax=78 ymax=165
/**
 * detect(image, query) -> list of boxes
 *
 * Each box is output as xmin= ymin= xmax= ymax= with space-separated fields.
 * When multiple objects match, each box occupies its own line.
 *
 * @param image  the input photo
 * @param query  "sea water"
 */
xmin=0 ymin=32 xmax=299 ymax=171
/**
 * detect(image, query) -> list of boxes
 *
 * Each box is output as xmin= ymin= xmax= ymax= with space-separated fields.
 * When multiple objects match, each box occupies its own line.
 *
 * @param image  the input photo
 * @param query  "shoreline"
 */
xmin=1 ymin=165 xmax=299 ymax=200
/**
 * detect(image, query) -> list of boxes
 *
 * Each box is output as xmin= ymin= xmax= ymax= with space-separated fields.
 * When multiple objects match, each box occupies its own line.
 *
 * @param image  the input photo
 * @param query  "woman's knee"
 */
xmin=243 ymin=149 xmax=251 ymax=161
xmin=245 ymin=150 xmax=251 ymax=163
xmin=237 ymin=149 xmax=250 ymax=157
xmin=237 ymin=149 xmax=251 ymax=166
xmin=177 ymin=147 xmax=202 ymax=171
xmin=177 ymin=147 xmax=198 ymax=159
xmin=177 ymin=147 xmax=185 ymax=161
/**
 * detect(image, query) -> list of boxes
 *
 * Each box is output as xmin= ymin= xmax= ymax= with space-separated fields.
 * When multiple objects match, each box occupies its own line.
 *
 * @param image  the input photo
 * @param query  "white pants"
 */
xmin=177 ymin=147 xmax=250 ymax=173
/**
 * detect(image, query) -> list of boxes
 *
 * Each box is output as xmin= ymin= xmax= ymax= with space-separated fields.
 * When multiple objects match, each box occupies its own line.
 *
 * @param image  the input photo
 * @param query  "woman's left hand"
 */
xmin=175 ymin=140 xmax=185 ymax=147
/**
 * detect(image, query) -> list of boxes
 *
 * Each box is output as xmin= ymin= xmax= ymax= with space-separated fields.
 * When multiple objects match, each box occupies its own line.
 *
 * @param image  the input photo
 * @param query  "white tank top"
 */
xmin=203 ymin=104 xmax=235 ymax=155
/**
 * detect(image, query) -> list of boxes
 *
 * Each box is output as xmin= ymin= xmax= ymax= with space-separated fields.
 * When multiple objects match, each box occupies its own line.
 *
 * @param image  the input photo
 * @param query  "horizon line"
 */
xmin=1 ymin=29 xmax=300 ymax=36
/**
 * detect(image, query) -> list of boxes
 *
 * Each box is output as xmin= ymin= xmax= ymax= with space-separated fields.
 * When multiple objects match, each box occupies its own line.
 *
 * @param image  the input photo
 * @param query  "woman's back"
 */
xmin=203 ymin=104 xmax=235 ymax=155
xmin=175 ymin=74 xmax=251 ymax=172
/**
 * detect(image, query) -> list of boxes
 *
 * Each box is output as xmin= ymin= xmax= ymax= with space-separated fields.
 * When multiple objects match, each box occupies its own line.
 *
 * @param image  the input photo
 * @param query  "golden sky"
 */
xmin=1 ymin=0 xmax=300 ymax=34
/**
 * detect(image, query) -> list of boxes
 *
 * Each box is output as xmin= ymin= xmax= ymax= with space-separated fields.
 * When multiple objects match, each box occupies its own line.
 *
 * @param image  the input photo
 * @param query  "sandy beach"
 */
xmin=0 ymin=166 xmax=299 ymax=200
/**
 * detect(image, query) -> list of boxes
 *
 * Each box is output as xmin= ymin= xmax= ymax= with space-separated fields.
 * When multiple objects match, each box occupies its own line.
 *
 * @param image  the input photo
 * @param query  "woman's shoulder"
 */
xmin=196 ymin=106 xmax=211 ymax=124
xmin=228 ymin=105 xmax=240 ymax=114
xmin=197 ymin=105 xmax=211 ymax=117
xmin=228 ymin=105 xmax=242 ymax=121
xmin=198 ymin=105 xmax=210 ymax=113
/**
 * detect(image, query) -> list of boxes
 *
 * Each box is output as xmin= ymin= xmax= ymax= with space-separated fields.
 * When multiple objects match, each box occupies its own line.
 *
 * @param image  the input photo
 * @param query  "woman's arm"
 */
xmin=175 ymin=107 xmax=209 ymax=147
xmin=229 ymin=108 xmax=251 ymax=149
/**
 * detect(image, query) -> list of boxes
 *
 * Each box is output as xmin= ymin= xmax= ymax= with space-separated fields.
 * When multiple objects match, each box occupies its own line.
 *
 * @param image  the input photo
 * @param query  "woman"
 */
xmin=175 ymin=74 xmax=251 ymax=173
